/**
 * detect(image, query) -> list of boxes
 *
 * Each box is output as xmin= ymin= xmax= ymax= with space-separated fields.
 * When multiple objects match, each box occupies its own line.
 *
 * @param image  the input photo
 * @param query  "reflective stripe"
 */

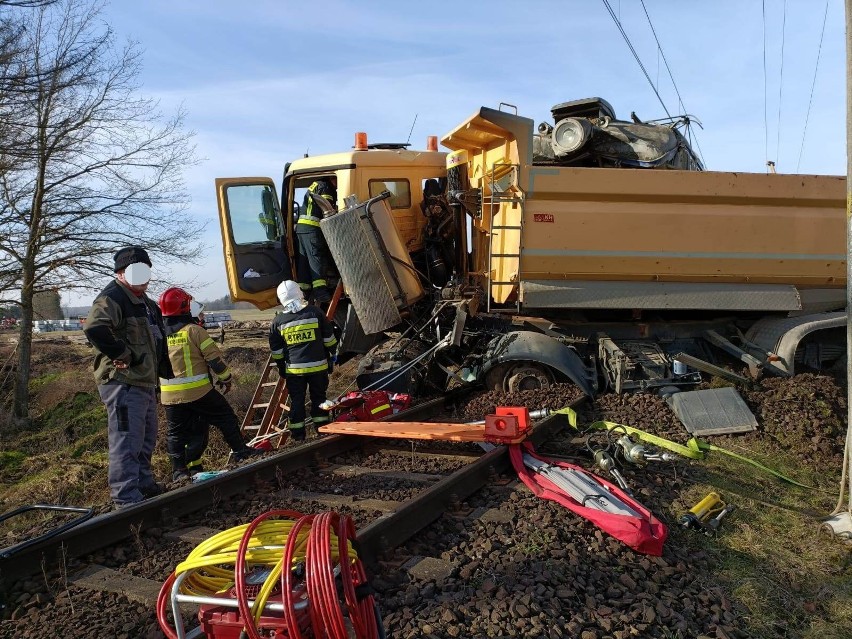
xmin=313 ymin=416 xmax=330 ymax=424
xmin=297 ymin=217 xmax=321 ymax=227
xmin=288 ymin=422 xmax=305 ymax=430
xmin=280 ymin=318 xmax=319 ymax=331
xmin=160 ymin=373 xmax=210 ymax=392
xmin=218 ymin=369 xmax=232 ymax=381
xmin=200 ymin=337 xmax=215 ymax=350
xmin=187 ymin=458 xmax=203 ymax=469
xmin=285 ymin=359 xmax=327 ymax=370
xmin=370 ymin=403 xmax=391 ymax=415
xmin=285 ymin=361 xmax=329 ymax=374
xmin=271 ymin=350 xmax=284 ymax=360
xmin=311 ymin=279 xmax=327 ymax=287
xmin=323 ymin=336 xmax=337 ymax=347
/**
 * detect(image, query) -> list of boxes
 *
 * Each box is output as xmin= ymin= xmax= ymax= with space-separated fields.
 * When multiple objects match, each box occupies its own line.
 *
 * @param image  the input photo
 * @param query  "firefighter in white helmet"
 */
xmin=269 ymin=280 xmax=337 ymax=441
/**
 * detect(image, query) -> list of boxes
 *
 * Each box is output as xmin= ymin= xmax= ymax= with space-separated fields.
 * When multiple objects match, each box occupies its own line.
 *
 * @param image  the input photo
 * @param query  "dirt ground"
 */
xmin=1 ymin=329 xmax=851 ymax=637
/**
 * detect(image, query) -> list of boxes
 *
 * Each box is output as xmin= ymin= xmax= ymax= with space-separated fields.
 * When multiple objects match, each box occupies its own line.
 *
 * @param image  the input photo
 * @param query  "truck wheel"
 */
xmin=505 ymin=363 xmax=553 ymax=393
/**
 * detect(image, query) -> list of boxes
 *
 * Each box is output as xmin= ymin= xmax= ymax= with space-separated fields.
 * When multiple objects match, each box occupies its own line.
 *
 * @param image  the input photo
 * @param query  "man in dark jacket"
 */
xmin=295 ymin=177 xmax=336 ymax=303
xmin=84 ymin=246 xmax=173 ymax=508
xmin=269 ymin=280 xmax=337 ymax=441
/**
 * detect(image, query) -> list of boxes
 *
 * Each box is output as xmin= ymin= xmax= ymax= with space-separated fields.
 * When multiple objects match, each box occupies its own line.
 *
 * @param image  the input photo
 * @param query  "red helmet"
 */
xmin=159 ymin=287 xmax=192 ymax=316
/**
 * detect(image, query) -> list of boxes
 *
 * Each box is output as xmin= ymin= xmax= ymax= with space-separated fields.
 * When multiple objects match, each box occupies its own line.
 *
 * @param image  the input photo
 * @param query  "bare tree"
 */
xmin=0 ymin=0 xmax=204 ymax=423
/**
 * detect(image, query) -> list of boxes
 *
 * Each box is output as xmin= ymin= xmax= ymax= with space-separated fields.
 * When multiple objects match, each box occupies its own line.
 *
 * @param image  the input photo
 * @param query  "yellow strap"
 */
xmin=200 ymin=337 xmax=215 ymax=350
xmin=688 ymin=438 xmax=820 ymax=489
xmin=557 ymin=406 xmax=704 ymax=459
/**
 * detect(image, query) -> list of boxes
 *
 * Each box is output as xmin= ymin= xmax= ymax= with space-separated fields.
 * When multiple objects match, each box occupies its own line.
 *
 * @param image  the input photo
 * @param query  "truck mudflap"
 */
xmin=480 ymin=330 xmax=596 ymax=397
xmin=744 ymin=311 xmax=846 ymax=376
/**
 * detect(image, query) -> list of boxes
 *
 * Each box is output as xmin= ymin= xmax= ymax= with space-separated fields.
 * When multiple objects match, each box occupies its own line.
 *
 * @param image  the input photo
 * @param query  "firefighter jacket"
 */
xmin=159 ymin=316 xmax=232 ymax=404
xmin=269 ymin=305 xmax=337 ymax=375
xmin=296 ymin=180 xmax=336 ymax=233
xmin=85 ymin=279 xmax=173 ymax=388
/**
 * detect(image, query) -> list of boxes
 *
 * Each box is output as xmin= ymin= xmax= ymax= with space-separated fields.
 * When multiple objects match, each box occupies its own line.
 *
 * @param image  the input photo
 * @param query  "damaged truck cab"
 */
xmin=216 ymin=99 xmax=846 ymax=400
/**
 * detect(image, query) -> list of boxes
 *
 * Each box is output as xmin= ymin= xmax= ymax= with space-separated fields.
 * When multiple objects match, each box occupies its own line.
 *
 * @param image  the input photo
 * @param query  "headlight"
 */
xmin=551 ymin=117 xmax=592 ymax=156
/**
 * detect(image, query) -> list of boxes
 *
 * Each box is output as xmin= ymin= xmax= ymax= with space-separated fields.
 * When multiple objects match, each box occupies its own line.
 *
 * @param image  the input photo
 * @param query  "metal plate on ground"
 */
xmin=668 ymin=387 xmax=758 ymax=436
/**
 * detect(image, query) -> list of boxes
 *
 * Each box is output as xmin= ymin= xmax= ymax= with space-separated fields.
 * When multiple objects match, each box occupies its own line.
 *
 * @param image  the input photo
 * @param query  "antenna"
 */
xmin=406 ymin=114 xmax=418 ymax=145
xmin=304 ymin=147 xmax=309 ymax=158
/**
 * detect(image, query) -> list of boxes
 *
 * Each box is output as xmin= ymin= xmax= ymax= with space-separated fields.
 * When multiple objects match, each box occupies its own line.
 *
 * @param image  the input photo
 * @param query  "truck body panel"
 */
xmin=443 ymin=107 xmax=846 ymax=310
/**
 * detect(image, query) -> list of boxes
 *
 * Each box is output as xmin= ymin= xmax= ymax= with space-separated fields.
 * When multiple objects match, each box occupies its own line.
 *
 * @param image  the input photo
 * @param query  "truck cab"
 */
xmin=215 ymin=138 xmax=447 ymax=310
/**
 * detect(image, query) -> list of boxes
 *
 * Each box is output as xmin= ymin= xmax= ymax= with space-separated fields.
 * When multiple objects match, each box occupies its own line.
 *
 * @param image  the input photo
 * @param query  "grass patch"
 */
xmin=28 ymin=371 xmax=62 ymax=390
xmin=668 ymin=444 xmax=852 ymax=639
xmin=0 ymin=450 xmax=26 ymax=472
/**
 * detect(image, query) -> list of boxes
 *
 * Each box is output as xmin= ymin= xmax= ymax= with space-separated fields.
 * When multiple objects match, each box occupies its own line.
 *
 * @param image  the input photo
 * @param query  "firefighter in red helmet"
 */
xmin=158 ymin=287 xmax=261 ymax=481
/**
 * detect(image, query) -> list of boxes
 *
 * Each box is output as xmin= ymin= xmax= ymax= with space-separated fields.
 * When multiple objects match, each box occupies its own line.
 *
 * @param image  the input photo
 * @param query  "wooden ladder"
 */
xmin=240 ymin=282 xmax=344 ymax=449
xmin=240 ymin=356 xmax=290 ymax=449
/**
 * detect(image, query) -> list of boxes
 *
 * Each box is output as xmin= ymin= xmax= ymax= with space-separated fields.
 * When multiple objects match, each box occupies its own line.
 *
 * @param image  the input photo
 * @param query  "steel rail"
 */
xmin=0 ymin=388 xmax=584 ymax=588
xmin=0 ymin=387 xmax=477 ymax=587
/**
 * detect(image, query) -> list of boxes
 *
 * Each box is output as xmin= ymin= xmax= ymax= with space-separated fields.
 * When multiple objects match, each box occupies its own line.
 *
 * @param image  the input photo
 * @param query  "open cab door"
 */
xmin=215 ymin=177 xmax=291 ymax=309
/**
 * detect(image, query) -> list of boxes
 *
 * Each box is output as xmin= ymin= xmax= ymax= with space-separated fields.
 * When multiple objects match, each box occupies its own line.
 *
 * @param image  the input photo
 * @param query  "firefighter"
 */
xmin=269 ymin=280 xmax=337 ymax=442
xmin=295 ymin=177 xmax=336 ymax=303
xmin=158 ymin=287 xmax=261 ymax=481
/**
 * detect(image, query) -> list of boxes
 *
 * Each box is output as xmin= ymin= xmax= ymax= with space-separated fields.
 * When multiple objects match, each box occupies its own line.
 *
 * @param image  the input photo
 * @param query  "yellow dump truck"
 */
xmin=216 ymin=99 xmax=846 ymax=396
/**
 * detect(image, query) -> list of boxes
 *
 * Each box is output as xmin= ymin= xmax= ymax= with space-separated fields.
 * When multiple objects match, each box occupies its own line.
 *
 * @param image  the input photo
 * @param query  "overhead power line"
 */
xmin=600 ymin=0 xmax=672 ymax=119
xmin=639 ymin=0 xmax=685 ymax=114
xmin=796 ymin=0 xmax=830 ymax=172
xmin=637 ymin=0 xmax=705 ymax=167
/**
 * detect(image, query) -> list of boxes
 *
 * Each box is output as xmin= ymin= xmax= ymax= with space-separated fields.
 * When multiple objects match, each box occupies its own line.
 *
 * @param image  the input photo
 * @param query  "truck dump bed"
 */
xmin=442 ymin=108 xmax=846 ymax=312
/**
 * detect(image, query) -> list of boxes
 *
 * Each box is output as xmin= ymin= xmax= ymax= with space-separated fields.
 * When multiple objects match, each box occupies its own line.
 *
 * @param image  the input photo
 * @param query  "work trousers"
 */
xmin=165 ymin=388 xmax=245 ymax=472
xmin=98 ymin=381 xmax=158 ymax=507
xmin=286 ymin=371 xmax=330 ymax=435
xmin=295 ymin=228 xmax=331 ymax=301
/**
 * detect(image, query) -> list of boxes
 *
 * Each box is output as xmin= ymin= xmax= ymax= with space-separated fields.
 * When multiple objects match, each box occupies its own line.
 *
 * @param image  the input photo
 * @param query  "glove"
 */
xmin=216 ymin=379 xmax=232 ymax=395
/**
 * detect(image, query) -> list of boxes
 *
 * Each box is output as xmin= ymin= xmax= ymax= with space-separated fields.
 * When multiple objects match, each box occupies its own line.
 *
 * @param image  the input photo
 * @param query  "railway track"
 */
xmin=0 ymin=393 xmax=584 ymax=634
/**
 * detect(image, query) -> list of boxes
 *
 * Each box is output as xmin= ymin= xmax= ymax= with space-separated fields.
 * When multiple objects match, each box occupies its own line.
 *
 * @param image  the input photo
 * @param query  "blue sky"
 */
xmin=92 ymin=0 xmax=845 ymax=305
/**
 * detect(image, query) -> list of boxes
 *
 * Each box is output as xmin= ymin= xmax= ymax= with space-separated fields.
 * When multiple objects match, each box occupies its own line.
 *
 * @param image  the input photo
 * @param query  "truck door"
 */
xmin=215 ymin=177 xmax=290 ymax=309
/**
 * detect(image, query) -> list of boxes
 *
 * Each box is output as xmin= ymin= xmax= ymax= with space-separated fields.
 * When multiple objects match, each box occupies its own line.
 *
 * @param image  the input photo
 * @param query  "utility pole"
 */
xmin=828 ymin=0 xmax=852 ymax=534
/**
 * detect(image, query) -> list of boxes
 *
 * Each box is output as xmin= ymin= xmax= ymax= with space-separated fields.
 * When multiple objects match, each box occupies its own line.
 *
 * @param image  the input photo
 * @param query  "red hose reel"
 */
xmin=156 ymin=509 xmax=381 ymax=639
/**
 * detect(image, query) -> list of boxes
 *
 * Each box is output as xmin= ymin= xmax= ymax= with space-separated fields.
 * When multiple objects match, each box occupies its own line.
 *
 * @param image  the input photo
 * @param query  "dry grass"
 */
xmin=665 ymin=450 xmax=852 ymax=639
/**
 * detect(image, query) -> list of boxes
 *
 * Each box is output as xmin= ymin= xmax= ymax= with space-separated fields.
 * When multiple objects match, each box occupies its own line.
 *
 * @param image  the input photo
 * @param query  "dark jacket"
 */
xmin=296 ymin=180 xmax=336 ymax=232
xmin=85 ymin=279 xmax=173 ymax=387
xmin=269 ymin=304 xmax=337 ymax=375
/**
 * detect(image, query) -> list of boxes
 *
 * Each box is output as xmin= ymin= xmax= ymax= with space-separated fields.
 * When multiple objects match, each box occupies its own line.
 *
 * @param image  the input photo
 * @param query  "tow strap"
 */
xmin=553 ymin=406 xmax=703 ymax=459
xmin=554 ymin=406 xmax=817 ymax=490
xmin=687 ymin=438 xmax=819 ymax=490
xmin=510 ymin=443 xmax=668 ymax=556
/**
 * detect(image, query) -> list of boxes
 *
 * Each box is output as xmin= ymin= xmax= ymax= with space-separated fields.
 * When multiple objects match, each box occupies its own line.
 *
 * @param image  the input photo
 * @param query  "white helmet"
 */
xmin=277 ymin=280 xmax=306 ymax=312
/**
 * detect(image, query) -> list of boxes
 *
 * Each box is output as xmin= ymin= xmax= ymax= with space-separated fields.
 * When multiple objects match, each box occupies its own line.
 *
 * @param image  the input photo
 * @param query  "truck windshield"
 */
xmin=225 ymin=184 xmax=281 ymax=244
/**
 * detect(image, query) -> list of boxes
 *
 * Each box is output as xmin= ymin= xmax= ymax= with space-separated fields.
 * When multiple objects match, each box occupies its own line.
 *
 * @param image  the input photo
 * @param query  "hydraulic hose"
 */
xmin=156 ymin=509 xmax=378 ymax=639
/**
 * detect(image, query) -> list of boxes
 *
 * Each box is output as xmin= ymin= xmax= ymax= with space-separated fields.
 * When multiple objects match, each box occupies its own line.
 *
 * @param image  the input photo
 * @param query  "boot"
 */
xmin=232 ymin=446 xmax=264 ymax=462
